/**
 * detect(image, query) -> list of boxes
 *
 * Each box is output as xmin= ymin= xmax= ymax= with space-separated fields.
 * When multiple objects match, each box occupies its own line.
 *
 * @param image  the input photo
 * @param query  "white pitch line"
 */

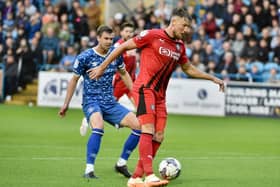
xmin=0 ymin=156 xmax=280 ymax=161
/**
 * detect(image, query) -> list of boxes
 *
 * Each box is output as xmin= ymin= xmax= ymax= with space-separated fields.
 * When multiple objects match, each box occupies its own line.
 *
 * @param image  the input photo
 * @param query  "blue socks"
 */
xmin=120 ymin=129 xmax=141 ymax=160
xmin=86 ymin=128 xmax=104 ymax=164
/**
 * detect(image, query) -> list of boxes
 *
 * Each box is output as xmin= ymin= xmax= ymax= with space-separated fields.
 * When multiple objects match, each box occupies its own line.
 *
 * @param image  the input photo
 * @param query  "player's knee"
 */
xmin=154 ymin=131 xmax=164 ymax=142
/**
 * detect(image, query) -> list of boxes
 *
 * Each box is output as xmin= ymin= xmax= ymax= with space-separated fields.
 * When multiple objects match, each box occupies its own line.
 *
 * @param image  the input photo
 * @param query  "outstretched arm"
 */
xmin=58 ymin=74 xmax=80 ymax=117
xmin=181 ymin=63 xmax=225 ymax=92
xmin=87 ymin=39 xmax=137 ymax=80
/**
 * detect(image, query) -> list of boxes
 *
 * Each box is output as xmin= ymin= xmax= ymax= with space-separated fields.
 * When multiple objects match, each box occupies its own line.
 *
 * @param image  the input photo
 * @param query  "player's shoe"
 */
xmin=127 ymin=177 xmax=144 ymax=187
xmin=83 ymin=171 xmax=98 ymax=179
xmin=80 ymin=118 xmax=89 ymax=136
xmin=144 ymin=174 xmax=169 ymax=187
xmin=115 ymin=164 xmax=132 ymax=178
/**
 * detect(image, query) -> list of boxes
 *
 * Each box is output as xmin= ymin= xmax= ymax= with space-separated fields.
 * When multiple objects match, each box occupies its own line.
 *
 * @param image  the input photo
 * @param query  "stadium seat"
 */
xmin=264 ymin=62 xmax=278 ymax=72
xmin=249 ymin=61 xmax=264 ymax=73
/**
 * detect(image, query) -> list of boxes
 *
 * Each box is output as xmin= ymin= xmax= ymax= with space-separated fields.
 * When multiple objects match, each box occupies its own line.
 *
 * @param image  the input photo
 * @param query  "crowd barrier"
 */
xmin=37 ymin=71 xmax=280 ymax=118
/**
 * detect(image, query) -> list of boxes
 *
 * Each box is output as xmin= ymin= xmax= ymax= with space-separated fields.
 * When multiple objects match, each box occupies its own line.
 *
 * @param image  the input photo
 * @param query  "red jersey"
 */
xmin=133 ymin=29 xmax=188 ymax=99
xmin=113 ymin=39 xmax=137 ymax=89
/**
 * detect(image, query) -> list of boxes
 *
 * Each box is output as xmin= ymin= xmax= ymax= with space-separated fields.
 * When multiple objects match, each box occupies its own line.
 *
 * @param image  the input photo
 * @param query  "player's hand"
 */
xmin=87 ymin=66 xmax=105 ymax=80
xmin=58 ymin=104 xmax=68 ymax=117
xmin=213 ymin=77 xmax=225 ymax=92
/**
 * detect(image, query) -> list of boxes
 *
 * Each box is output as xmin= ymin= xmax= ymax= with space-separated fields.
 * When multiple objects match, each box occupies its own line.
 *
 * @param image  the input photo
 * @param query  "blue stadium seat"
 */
xmin=264 ymin=62 xmax=278 ymax=72
xmin=249 ymin=61 xmax=264 ymax=73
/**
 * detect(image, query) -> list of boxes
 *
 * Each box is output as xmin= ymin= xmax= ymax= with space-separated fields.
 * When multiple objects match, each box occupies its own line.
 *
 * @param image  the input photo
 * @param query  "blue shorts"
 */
xmin=83 ymin=102 xmax=130 ymax=128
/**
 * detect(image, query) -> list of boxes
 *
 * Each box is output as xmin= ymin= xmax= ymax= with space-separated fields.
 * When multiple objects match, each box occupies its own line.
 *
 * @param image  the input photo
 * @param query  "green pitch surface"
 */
xmin=0 ymin=105 xmax=279 ymax=187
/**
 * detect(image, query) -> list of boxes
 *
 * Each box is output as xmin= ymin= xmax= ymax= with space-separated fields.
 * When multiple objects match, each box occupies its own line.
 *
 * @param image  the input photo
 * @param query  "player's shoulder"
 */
xmin=139 ymin=29 xmax=163 ymax=36
xmin=77 ymin=48 xmax=94 ymax=61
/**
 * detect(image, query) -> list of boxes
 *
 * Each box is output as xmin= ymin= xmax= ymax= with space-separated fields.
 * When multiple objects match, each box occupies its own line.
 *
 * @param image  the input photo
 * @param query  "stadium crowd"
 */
xmin=1 ymin=0 xmax=280 ymax=101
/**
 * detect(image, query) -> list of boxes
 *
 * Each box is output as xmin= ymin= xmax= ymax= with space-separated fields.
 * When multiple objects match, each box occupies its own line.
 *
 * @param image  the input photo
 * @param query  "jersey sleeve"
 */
xmin=72 ymin=55 xmax=86 ymax=76
xmin=133 ymin=30 xmax=154 ymax=48
xmin=177 ymin=43 xmax=188 ymax=65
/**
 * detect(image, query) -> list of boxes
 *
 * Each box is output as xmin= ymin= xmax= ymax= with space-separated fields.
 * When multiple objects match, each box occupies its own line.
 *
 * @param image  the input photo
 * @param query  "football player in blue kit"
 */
xmin=59 ymin=25 xmax=140 ymax=179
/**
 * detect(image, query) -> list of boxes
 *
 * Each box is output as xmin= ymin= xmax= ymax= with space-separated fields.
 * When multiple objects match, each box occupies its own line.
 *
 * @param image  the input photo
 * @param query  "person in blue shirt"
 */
xmin=58 ymin=25 xmax=140 ymax=179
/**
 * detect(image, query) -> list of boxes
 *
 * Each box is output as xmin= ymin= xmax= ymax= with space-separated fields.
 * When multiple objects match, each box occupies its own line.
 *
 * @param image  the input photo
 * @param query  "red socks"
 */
xmin=132 ymin=134 xmax=162 ymax=178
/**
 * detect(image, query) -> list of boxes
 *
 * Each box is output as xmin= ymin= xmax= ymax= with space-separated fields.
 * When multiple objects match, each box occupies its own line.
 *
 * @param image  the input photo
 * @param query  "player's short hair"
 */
xmin=120 ymin=22 xmax=135 ymax=31
xmin=171 ymin=8 xmax=192 ymax=21
xmin=97 ymin=25 xmax=113 ymax=36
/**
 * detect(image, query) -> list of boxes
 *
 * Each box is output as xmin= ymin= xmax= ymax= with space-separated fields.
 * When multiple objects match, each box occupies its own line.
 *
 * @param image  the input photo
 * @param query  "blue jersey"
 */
xmin=73 ymin=47 xmax=124 ymax=105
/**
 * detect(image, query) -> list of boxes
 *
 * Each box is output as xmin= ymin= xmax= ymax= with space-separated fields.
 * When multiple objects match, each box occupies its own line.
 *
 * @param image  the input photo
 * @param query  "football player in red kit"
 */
xmin=113 ymin=22 xmax=137 ymax=104
xmin=88 ymin=8 xmax=225 ymax=187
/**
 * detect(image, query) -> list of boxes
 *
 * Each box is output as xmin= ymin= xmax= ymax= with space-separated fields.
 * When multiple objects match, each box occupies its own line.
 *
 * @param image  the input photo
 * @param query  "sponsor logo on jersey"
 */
xmin=91 ymin=61 xmax=98 ymax=67
xmin=159 ymin=47 xmax=180 ymax=60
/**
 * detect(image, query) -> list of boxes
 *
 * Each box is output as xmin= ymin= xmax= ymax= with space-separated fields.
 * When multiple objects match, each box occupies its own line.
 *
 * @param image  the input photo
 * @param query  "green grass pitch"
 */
xmin=0 ymin=105 xmax=279 ymax=187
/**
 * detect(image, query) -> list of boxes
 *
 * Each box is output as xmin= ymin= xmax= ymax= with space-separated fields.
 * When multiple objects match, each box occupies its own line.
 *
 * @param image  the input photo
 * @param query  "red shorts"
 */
xmin=133 ymin=87 xmax=167 ymax=133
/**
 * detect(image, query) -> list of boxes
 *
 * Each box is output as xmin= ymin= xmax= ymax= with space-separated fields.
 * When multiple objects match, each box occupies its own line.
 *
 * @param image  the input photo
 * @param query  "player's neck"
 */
xmin=164 ymin=28 xmax=175 ymax=40
xmin=94 ymin=45 xmax=108 ymax=56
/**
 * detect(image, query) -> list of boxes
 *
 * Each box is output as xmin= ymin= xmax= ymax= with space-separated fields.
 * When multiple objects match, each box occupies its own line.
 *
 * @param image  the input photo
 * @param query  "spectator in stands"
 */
xmin=234 ymin=64 xmax=252 ymax=82
xmin=202 ymin=43 xmax=219 ymax=66
xmin=84 ymin=0 xmax=101 ymax=30
xmin=223 ymin=3 xmax=235 ymax=27
xmin=260 ymin=27 xmax=272 ymax=49
xmin=88 ymin=29 xmax=98 ymax=48
xmin=24 ymin=0 xmax=37 ymax=17
xmin=17 ymin=38 xmax=35 ymax=89
xmin=241 ymin=37 xmax=259 ymax=62
xmin=193 ymin=25 xmax=209 ymax=42
xmin=30 ymin=36 xmax=43 ymax=75
xmin=72 ymin=8 xmax=89 ymax=43
xmin=154 ymin=0 xmax=172 ymax=24
xmin=79 ymin=36 xmax=89 ymax=52
xmin=252 ymin=4 xmax=268 ymax=29
xmin=3 ymin=54 xmax=18 ymax=100
xmin=26 ymin=12 xmax=42 ymax=41
xmin=209 ymin=30 xmax=224 ymax=56
xmin=219 ymin=40 xmax=236 ymax=63
xmin=191 ymin=52 xmax=206 ymax=72
xmin=59 ymin=45 xmax=76 ymax=72
xmin=249 ymin=63 xmax=263 ymax=82
xmin=3 ymin=12 xmax=15 ymax=31
xmin=215 ymin=51 xmax=238 ymax=80
xmin=202 ymin=11 xmax=218 ymax=38
xmin=40 ymin=27 xmax=60 ymax=64
xmin=265 ymin=67 xmax=279 ymax=83
xmin=258 ymin=39 xmax=270 ymax=63
xmin=225 ymin=25 xmax=236 ymax=42
xmin=205 ymin=60 xmax=216 ymax=75
xmin=242 ymin=14 xmax=259 ymax=36
xmin=231 ymin=31 xmax=245 ymax=60
xmin=145 ymin=14 xmax=160 ymax=29
xmin=272 ymin=36 xmax=280 ymax=64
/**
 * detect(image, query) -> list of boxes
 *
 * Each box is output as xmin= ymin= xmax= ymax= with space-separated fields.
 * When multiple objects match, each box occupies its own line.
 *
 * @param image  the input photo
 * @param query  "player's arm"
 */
xmin=58 ymin=74 xmax=80 ymax=117
xmin=87 ymin=39 xmax=137 ymax=80
xmin=181 ymin=63 xmax=225 ymax=92
xmin=118 ymin=67 xmax=133 ymax=91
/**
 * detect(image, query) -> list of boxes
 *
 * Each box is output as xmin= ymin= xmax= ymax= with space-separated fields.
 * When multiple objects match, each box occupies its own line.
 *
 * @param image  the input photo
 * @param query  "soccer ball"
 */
xmin=159 ymin=157 xmax=181 ymax=180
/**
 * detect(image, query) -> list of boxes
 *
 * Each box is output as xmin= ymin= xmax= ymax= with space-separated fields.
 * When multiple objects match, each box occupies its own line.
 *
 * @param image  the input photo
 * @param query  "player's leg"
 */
xmin=80 ymin=117 xmax=89 ymax=136
xmin=118 ymin=112 xmax=141 ymax=178
xmin=103 ymin=103 xmax=141 ymax=178
xmin=83 ymin=104 xmax=104 ymax=179
xmin=136 ymin=89 xmax=168 ymax=186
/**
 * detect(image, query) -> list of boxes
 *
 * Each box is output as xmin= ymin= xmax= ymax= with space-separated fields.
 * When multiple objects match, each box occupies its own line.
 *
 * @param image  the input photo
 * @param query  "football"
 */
xmin=159 ymin=157 xmax=181 ymax=180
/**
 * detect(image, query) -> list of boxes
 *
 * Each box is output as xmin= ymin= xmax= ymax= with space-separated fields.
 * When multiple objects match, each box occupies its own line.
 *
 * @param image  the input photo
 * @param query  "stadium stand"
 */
xmin=1 ymin=0 xmax=280 ymax=104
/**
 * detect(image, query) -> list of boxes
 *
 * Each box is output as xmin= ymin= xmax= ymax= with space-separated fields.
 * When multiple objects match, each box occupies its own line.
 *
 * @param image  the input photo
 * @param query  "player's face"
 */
xmin=173 ymin=17 xmax=193 ymax=41
xmin=98 ymin=32 xmax=114 ymax=51
xmin=121 ymin=27 xmax=134 ymax=41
